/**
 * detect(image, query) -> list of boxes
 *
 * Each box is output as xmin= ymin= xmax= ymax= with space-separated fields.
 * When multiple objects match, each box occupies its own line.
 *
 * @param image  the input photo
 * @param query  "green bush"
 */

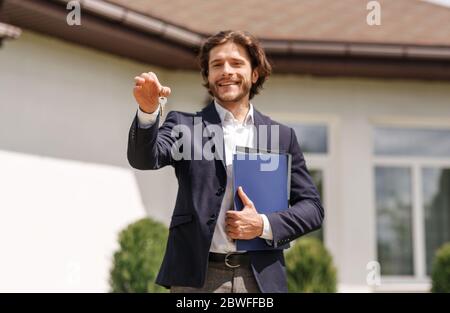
xmin=285 ymin=237 xmax=337 ymax=293
xmin=109 ymin=217 xmax=168 ymax=293
xmin=431 ymin=242 xmax=450 ymax=293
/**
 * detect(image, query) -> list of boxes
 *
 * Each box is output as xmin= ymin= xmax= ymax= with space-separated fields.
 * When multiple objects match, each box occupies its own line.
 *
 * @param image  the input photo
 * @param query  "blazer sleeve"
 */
xmin=127 ymin=110 xmax=178 ymax=170
xmin=266 ymin=128 xmax=325 ymax=248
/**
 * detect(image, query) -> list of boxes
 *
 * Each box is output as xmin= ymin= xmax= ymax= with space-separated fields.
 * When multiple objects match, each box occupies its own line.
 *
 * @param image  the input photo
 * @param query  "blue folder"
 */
xmin=232 ymin=146 xmax=291 ymax=251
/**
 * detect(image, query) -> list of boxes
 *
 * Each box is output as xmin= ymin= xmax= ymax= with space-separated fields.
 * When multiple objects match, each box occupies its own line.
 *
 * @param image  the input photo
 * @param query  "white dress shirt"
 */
xmin=136 ymin=99 xmax=273 ymax=253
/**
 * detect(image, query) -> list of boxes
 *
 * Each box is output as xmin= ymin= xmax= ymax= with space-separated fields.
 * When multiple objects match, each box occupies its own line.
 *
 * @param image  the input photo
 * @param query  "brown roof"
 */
xmin=106 ymin=0 xmax=450 ymax=46
xmin=3 ymin=0 xmax=450 ymax=80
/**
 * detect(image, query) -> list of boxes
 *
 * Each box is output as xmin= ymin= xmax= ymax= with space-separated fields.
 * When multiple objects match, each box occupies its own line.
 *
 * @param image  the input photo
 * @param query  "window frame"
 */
xmin=372 ymin=118 xmax=450 ymax=283
xmin=268 ymin=112 xmax=339 ymax=249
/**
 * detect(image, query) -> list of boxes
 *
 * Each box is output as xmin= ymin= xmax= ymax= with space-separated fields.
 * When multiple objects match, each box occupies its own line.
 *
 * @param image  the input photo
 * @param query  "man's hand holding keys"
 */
xmin=133 ymin=72 xmax=171 ymax=114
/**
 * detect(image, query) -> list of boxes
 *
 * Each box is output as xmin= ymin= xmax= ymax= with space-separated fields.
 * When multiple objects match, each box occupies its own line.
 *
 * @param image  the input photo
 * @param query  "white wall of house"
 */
xmin=0 ymin=30 xmax=189 ymax=292
xmin=0 ymin=150 xmax=144 ymax=292
xmin=1 ymin=30 xmax=449 ymax=292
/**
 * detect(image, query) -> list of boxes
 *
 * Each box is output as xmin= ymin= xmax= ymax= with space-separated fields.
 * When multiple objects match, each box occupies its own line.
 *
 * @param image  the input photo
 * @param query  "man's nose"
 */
xmin=221 ymin=62 xmax=234 ymax=76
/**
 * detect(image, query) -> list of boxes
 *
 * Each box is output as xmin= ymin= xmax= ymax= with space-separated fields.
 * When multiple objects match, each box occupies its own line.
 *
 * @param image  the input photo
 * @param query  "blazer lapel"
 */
xmin=252 ymin=107 xmax=273 ymax=152
xmin=199 ymin=101 xmax=274 ymax=168
xmin=200 ymin=101 xmax=226 ymax=169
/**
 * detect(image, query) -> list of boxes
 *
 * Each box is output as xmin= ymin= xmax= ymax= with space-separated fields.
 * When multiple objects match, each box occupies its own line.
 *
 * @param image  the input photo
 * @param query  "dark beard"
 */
xmin=210 ymin=81 xmax=251 ymax=103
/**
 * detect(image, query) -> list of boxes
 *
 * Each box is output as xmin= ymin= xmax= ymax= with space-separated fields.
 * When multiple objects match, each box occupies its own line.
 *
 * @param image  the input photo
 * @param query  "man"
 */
xmin=127 ymin=30 xmax=324 ymax=293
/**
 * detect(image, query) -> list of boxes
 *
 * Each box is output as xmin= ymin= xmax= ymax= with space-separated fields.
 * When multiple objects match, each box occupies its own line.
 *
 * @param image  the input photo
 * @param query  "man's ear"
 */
xmin=252 ymin=68 xmax=259 ymax=84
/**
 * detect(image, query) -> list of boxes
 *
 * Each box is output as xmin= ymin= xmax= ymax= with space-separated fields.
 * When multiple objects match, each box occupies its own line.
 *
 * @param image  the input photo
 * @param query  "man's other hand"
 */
xmin=226 ymin=186 xmax=263 ymax=240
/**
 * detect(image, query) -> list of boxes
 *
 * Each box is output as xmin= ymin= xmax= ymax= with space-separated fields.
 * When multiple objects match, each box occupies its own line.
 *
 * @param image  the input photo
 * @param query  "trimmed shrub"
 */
xmin=431 ymin=242 xmax=450 ymax=293
xmin=109 ymin=218 xmax=168 ymax=293
xmin=285 ymin=237 xmax=337 ymax=292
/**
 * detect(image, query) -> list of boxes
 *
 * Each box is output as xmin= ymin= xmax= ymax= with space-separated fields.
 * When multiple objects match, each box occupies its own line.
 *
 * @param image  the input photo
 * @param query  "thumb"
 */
xmin=238 ymin=186 xmax=254 ymax=209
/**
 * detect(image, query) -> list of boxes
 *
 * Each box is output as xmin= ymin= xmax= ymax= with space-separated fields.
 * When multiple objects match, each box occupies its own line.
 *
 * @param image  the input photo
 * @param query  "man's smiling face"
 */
xmin=207 ymin=41 xmax=259 ymax=104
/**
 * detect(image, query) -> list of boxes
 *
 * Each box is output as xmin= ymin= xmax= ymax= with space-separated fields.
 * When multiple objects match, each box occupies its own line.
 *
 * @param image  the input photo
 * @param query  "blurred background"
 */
xmin=1 ymin=0 xmax=450 ymax=292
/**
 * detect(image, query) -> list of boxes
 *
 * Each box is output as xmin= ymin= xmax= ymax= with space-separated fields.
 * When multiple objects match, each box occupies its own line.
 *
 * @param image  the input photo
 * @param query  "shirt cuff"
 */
xmin=259 ymin=214 xmax=273 ymax=240
xmin=137 ymin=106 xmax=160 ymax=129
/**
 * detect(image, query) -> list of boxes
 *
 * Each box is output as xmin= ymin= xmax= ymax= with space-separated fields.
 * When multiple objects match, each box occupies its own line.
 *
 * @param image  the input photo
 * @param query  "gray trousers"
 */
xmin=170 ymin=261 xmax=261 ymax=293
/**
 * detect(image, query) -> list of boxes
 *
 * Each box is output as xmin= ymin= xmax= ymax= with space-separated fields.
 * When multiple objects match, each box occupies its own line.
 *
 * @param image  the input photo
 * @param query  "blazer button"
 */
xmin=216 ymin=187 xmax=225 ymax=196
xmin=207 ymin=214 xmax=217 ymax=225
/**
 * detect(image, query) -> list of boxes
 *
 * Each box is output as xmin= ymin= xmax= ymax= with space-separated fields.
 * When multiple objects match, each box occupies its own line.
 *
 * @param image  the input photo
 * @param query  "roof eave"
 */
xmin=3 ymin=0 xmax=450 ymax=80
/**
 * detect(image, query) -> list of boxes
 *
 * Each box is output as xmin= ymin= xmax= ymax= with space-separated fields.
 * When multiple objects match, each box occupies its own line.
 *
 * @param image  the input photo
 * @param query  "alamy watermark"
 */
xmin=65 ymin=1 xmax=381 ymax=28
xmin=366 ymin=260 xmax=381 ymax=287
xmin=169 ymin=119 xmax=281 ymax=171
xmin=66 ymin=260 xmax=81 ymax=287
xmin=66 ymin=1 xmax=81 ymax=26
xmin=367 ymin=1 xmax=381 ymax=26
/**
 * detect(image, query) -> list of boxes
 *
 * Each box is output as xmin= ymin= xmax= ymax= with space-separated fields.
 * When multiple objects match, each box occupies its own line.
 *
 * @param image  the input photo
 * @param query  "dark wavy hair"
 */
xmin=198 ymin=30 xmax=272 ymax=100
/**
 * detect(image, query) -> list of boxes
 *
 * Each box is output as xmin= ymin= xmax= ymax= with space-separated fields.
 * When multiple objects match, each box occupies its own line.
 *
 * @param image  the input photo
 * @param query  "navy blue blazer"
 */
xmin=127 ymin=101 xmax=324 ymax=293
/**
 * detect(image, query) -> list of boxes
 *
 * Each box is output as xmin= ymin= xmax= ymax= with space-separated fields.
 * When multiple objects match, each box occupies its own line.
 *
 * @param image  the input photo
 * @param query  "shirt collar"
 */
xmin=213 ymin=99 xmax=254 ymax=126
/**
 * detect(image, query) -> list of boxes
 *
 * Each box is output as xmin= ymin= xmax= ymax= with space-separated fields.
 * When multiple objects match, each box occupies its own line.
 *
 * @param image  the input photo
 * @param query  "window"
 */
xmin=375 ymin=166 xmax=414 ymax=275
xmin=289 ymin=123 xmax=328 ymax=241
xmin=374 ymin=127 xmax=450 ymax=157
xmin=374 ymin=126 xmax=450 ymax=278
xmin=290 ymin=124 xmax=328 ymax=154
xmin=308 ymin=169 xmax=324 ymax=241
xmin=422 ymin=167 xmax=450 ymax=275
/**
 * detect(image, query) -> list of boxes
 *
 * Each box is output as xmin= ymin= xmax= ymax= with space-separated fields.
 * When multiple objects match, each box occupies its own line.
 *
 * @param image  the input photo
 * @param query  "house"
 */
xmin=1 ymin=0 xmax=449 ymax=292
